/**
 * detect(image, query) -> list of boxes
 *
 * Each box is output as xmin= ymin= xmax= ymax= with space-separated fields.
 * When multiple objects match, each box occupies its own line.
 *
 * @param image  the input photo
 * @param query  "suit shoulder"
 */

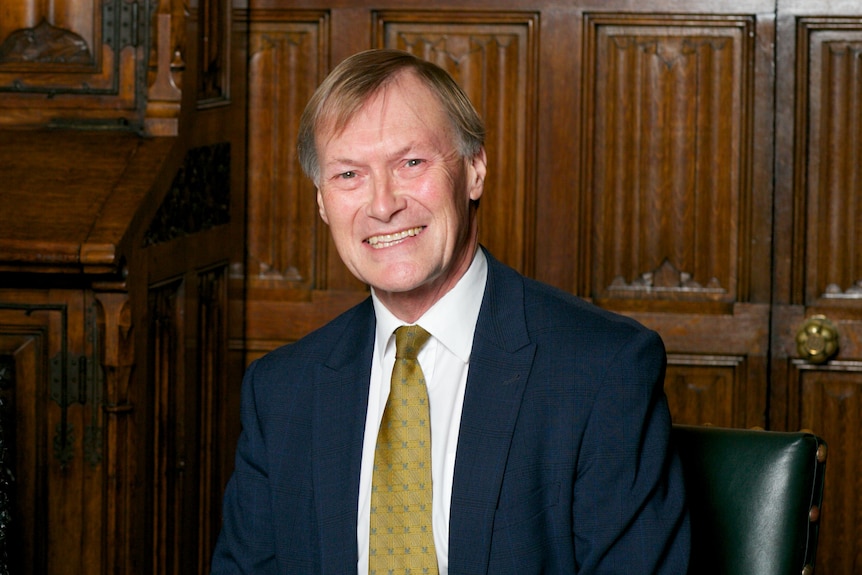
xmin=521 ymin=275 xmax=650 ymax=337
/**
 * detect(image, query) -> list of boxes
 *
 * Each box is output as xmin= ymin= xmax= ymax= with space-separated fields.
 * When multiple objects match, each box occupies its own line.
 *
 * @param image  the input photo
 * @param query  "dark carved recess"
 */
xmin=144 ymin=142 xmax=231 ymax=246
xmin=0 ymin=356 xmax=15 ymax=575
xmin=0 ymin=20 xmax=91 ymax=64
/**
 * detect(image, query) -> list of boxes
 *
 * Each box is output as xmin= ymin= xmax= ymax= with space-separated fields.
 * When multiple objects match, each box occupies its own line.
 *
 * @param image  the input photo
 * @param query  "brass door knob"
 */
xmin=796 ymin=315 xmax=839 ymax=364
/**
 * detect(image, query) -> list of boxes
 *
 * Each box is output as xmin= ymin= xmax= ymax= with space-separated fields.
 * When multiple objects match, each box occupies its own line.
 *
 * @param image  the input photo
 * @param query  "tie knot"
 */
xmin=394 ymin=325 xmax=431 ymax=360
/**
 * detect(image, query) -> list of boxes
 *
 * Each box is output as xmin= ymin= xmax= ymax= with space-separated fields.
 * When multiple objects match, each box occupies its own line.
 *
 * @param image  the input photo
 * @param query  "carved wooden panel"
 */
xmin=0 ymin=325 xmax=43 ymax=575
xmin=0 ymin=293 xmax=105 ymax=575
xmin=376 ymin=11 xmax=539 ymax=276
xmin=0 ymin=0 xmax=152 ymax=127
xmin=195 ymin=265 xmax=229 ymax=574
xmin=665 ymin=357 xmax=743 ymax=428
xmin=149 ymin=262 xmax=228 ymax=575
xmin=196 ymin=0 xmax=232 ymax=107
xmin=583 ymin=15 xmax=757 ymax=304
xmin=798 ymin=19 xmax=862 ymax=304
xmin=246 ymin=12 xmax=328 ymax=292
xmin=794 ymin=363 xmax=862 ymax=575
xmin=770 ymin=14 xmax=862 ymax=574
xmin=150 ymin=277 xmax=185 ymax=575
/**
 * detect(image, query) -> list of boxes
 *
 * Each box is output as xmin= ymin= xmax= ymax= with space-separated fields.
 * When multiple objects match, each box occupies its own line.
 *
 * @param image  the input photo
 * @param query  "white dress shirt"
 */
xmin=356 ymin=249 xmax=488 ymax=575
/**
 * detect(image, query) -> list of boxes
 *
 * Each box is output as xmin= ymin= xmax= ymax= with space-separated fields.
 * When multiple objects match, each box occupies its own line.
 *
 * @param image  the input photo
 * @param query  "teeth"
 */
xmin=367 ymin=227 xmax=424 ymax=247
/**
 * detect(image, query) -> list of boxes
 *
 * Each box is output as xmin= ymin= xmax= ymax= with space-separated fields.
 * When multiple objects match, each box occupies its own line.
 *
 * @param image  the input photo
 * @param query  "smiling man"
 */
xmin=212 ymin=49 xmax=690 ymax=575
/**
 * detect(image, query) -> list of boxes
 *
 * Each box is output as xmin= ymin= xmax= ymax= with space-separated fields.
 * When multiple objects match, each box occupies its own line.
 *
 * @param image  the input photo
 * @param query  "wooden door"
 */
xmin=554 ymin=0 xmax=777 ymax=431
xmin=0 ymin=288 xmax=104 ymax=575
xmin=772 ymin=1 xmax=862 ymax=572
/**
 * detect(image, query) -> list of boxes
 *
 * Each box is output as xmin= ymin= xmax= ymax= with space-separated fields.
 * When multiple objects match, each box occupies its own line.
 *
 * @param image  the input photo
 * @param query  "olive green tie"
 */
xmin=369 ymin=325 xmax=439 ymax=575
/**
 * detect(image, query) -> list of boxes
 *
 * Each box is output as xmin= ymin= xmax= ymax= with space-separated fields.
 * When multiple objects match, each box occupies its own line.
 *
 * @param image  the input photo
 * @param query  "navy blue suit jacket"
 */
xmin=212 ymin=250 xmax=690 ymax=574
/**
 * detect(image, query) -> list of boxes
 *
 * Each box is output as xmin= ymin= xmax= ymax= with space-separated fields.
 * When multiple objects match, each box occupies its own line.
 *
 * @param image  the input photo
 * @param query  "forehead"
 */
xmin=319 ymin=72 xmax=452 ymax=145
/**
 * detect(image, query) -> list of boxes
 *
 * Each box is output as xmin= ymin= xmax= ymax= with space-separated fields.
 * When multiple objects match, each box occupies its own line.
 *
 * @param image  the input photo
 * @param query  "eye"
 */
xmin=405 ymin=159 xmax=423 ymax=168
xmin=339 ymin=171 xmax=356 ymax=179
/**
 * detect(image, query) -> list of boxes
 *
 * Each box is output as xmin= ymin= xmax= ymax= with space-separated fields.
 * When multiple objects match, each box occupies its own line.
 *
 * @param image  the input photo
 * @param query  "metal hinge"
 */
xmin=104 ymin=0 xmax=144 ymax=50
xmin=50 ymin=354 xmax=87 ymax=408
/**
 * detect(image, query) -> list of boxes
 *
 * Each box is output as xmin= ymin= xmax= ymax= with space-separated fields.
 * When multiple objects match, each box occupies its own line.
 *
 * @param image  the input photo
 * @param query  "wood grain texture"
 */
xmin=584 ymin=14 xmax=755 ymax=304
xmin=246 ymin=12 xmax=327 ymax=291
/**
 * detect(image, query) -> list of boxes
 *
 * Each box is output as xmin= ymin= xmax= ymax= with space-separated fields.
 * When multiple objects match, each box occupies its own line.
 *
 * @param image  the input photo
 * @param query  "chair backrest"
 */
xmin=672 ymin=424 xmax=827 ymax=575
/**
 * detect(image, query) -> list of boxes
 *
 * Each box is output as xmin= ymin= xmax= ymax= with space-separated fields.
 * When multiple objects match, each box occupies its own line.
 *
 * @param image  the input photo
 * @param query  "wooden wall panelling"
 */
xmin=150 ymin=276 xmax=186 ymax=575
xmin=802 ymin=21 xmax=862 ymax=304
xmin=0 ymin=0 xmax=153 ymax=128
xmin=0 ymin=352 xmax=13 ymax=571
xmin=246 ymin=10 xmax=328 ymax=293
xmin=578 ymin=7 xmax=775 ymax=429
xmin=198 ymin=0 xmax=233 ymax=105
xmin=375 ymin=10 xmax=540 ymax=277
xmin=0 ymin=290 xmax=105 ymax=575
xmin=195 ymin=265 xmax=229 ymax=573
xmin=773 ymin=2 xmax=862 ymax=572
xmin=794 ymin=362 xmax=862 ymax=574
xmin=0 ymin=304 xmax=49 ymax=575
xmin=140 ymin=140 xmax=235 ymax=574
xmin=586 ymin=16 xmax=746 ymax=304
xmin=146 ymin=261 xmax=229 ymax=575
xmin=93 ymin=290 xmax=135 ymax=575
xmin=663 ymin=355 xmax=744 ymax=428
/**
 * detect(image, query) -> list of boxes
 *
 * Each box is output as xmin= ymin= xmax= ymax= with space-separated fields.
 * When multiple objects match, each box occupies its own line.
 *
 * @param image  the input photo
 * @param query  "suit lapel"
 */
xmin=448 ymin=252 xmax=536 ymax=575
xmin=307 ymin=253 xmax=535 ymax=575
xmin=312 ymin=299 xmax=376 ymax=575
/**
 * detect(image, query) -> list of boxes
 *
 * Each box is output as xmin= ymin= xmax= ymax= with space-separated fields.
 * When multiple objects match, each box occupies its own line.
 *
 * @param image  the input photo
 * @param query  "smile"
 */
xmin=366 ymin=226 xmax=425 ymax=248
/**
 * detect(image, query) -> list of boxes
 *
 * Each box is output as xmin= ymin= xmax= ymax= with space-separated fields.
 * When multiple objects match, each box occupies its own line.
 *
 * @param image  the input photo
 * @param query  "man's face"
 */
xmin=315 ymin=71 xmax=486 ymax=317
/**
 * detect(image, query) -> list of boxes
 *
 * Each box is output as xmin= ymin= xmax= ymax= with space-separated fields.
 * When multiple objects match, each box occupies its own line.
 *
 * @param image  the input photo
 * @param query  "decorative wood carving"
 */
xmin=195 ymin=266 xmax=228 ymax=573
xmin=148 ymin=263 xmax=228 ymax=575
xmin=376 ymin=11 xmax=539 ymax=276
xmin=0 ymin=302 xmax=104 ymax=472
xmin=797 ymin=19 xmax=862 ymax=303
xmin=0 ymin=0 xmax=156 ymax=128
xmin=583 ymin=14 xmax=756 ymax=303
xmin=143 ymin=143 xmax=231 ymax=246
xmin=0 ymin=20 xmax=91 ymax=64
xmin=608 ymin=258 xmax=725 ymax=298
xmin=0 ymin=297 xmax=106 ymax=575
xmin=94 ymin=291 xmax=134 ymax=575
xmin=246 ymin=12 xmax=328 ymax=290
xmin=197 ymin=0 xmax=231 ymax=106
xmin=146 ymin=12 xmax=184 ymax=136
xmin=150 ymin=277 xmax=184 ymax=575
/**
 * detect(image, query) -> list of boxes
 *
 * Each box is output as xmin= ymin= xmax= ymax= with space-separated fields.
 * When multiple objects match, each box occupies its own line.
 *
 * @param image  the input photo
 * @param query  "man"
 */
xmin=212 ymin=49 xmax=690 ymax=574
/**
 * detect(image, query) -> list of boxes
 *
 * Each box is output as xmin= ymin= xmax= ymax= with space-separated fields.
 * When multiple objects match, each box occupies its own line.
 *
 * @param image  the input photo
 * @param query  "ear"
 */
xmin=467 ymin=147 xmax=487 ymax=201
xmin=316 ymin=187 xmax=330 ymax=225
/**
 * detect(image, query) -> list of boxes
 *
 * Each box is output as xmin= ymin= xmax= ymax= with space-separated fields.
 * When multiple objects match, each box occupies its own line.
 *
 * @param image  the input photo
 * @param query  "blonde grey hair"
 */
xmin=297 ymin=49 xmax=486 ymax=185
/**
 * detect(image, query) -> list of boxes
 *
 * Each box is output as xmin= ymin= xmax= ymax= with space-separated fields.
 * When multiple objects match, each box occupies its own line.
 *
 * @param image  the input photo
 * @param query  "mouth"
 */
xmin=365 ymin=226 xmax=425 ymax=249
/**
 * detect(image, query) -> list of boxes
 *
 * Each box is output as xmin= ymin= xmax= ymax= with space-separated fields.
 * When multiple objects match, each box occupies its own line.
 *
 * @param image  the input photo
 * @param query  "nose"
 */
xmin=366 ymin=173 xmax=406 ymax=221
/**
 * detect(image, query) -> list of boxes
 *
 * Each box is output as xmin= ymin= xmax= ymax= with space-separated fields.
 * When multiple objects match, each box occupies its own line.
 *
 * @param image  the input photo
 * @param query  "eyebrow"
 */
xmin=325 ymin=143 xmax=425 ymax=169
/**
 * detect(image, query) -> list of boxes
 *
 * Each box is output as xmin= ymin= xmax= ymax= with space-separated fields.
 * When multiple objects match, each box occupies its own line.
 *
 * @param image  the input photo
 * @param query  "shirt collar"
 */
xmin=372 ymin=248 xmax=488 ymax=363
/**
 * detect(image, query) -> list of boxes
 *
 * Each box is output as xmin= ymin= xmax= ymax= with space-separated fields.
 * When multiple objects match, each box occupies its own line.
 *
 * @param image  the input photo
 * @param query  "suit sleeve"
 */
xmin=211 ymin=360 xmax=279 ymax=574
xmin=573 ymin=328 xmax=690 ymax=574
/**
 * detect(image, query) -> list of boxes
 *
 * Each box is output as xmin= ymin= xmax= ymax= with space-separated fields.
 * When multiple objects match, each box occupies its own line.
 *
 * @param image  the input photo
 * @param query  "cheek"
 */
xmin=318 ymin=191 xmax=359 ymax=230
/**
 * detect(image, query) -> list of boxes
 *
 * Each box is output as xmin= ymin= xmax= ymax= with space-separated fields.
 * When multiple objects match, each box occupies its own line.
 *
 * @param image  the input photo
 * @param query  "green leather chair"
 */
xmin=672 ymin=424 xmax=827 ymax=575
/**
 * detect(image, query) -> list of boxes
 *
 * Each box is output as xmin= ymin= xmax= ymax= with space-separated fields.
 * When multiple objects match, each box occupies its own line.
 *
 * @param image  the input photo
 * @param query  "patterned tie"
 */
xmin=369 ymin=325 xmax=439 ymax=575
